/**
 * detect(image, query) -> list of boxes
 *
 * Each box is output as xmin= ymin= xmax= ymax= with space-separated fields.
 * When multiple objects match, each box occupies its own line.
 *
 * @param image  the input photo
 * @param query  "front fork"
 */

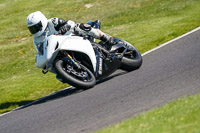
xmin=63 ymin=51 xmax=81 ymax=70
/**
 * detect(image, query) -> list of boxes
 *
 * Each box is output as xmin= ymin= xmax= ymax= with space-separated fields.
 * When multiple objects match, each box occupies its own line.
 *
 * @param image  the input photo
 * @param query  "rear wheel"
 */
xmin=54 ymin=59 xmax=96 ymax=89
xmin=120 ymin=43 xmax=142 ymax=71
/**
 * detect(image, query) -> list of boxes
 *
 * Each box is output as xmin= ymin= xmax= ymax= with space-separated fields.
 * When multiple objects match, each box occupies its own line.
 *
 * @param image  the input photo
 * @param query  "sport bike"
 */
xmin=35 ymin=23 xmax=142 ymax=89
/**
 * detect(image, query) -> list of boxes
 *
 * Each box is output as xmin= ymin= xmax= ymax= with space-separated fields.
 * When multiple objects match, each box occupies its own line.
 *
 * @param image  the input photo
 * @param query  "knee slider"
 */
xmin=79 ymin=23 xmax=92 ymax=32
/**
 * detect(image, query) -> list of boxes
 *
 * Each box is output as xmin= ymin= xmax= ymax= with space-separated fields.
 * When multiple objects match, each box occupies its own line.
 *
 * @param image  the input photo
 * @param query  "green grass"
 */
xmin=0 ymin=0 xmax=200 ymax=115
xmin=96 ymin=94 xmax=200 ymax=133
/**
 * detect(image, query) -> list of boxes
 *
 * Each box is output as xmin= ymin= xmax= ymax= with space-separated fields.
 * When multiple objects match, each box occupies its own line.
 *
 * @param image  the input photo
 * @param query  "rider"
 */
xmin=26 ymin=11 xmax=115 ymax=53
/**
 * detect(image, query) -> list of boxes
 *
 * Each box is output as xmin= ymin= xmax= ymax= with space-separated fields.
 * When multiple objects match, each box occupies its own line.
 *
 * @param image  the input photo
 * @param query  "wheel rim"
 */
xmin=124 ymin=50 xmax=137 ymax=59
xmin=63 ymin=64 xmax=93 ymax=82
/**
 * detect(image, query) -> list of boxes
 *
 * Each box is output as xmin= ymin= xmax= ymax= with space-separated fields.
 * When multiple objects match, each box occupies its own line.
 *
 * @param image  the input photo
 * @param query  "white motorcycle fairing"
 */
xmin=35 ymin=34 xmax=97 ymax=72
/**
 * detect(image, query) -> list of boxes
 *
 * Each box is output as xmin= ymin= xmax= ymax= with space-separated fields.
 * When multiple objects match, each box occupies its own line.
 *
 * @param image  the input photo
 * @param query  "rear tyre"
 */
xmin=54 ymin=59 xmax=96 ymax=89
xmin=120 ymin=43 xmax=142 ymax=72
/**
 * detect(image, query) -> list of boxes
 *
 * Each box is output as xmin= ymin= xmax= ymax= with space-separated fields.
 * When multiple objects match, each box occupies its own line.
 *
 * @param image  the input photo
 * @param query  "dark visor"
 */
xmin=28 ymin=21 xmax=43 ymax=34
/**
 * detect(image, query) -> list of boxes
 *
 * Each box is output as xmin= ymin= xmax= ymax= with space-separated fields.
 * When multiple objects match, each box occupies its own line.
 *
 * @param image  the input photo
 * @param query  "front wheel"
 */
xmin=54 ymin=60 xmax=96 ymax=89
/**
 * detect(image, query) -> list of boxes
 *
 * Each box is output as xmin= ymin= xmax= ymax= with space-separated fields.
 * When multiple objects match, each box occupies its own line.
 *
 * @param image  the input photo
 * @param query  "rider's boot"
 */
xmin=100 ymin=35 xmax=116 ymax=47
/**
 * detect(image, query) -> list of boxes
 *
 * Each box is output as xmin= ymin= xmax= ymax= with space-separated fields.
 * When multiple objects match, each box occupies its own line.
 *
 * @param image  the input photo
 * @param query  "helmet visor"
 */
xmin=28 ymin=21 xmax=43 ymax=34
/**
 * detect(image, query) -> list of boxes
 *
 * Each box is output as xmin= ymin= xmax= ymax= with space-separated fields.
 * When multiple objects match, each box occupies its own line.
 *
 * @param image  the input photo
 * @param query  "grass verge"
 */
xmin=96 ymin=94 xmax=200 ymax=133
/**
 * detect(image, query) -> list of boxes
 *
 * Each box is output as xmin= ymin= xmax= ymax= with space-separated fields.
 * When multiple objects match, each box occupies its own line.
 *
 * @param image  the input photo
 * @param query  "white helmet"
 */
xmin=27 ymin=11 xmax=48 ymax=37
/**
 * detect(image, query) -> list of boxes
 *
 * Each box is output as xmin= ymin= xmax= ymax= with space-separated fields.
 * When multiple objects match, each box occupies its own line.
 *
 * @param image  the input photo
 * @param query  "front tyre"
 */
xmin=54 ymin=60 xmax=96 ymax=89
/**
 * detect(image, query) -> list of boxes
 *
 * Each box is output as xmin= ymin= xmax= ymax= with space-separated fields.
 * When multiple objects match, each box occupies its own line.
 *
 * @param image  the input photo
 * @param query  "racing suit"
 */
xmin=33 ymin=18 xmax=112 ymax=53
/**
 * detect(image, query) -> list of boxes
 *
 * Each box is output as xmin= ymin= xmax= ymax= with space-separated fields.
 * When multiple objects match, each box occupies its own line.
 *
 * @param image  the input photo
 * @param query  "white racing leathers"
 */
xmin=33 ymin=18 xmax=111 ymax=54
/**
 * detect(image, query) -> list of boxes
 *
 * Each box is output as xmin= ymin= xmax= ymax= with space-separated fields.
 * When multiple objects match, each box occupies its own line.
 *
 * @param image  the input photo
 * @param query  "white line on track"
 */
xmin=142 ymin=26 xmax=200 ymax=56
xmin=1 ymin=26 xmax=200 ymax=117
xmin=0 ymin=87 xmax=72 ymax=117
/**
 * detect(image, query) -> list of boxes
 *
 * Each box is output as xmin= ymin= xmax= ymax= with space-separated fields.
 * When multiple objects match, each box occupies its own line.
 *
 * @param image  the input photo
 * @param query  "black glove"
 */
xmin=59 ymin=25 xmax=71 ymax=35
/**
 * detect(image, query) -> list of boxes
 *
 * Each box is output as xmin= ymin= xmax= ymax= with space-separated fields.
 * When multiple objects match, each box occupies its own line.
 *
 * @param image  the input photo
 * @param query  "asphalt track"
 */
xmin=1 ymin=27 xmax=200 ymax=133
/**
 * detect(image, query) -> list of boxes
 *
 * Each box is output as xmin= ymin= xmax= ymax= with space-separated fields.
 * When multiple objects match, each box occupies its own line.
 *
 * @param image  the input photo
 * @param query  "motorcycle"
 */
xmin=35 ymin=21 xmax=142 ymax=89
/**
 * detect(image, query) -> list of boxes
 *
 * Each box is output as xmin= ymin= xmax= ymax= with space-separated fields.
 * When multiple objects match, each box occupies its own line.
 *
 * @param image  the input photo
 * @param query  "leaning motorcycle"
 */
xmin=35 ymin=23 xmax=142 ymax=89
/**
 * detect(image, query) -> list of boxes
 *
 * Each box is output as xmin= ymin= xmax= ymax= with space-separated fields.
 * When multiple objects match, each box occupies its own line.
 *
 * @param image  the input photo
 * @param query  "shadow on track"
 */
xmin=0 ymin=101 xmax=32 ymax=111
xmin=3 ymin=70 xmax=127 ymax=113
